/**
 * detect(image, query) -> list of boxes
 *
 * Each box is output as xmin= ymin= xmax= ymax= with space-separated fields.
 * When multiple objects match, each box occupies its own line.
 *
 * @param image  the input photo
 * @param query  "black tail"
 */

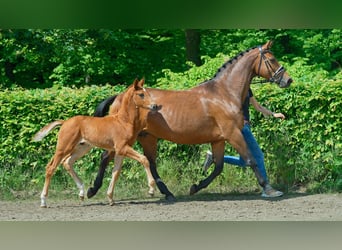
xmin=87 ymin=95 xmax=117 ymax=199
xmin=93 ymin=95 xmax=117 ymax=117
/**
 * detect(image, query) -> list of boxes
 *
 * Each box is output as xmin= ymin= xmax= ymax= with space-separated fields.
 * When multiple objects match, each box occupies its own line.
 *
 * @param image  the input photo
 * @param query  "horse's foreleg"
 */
xmin=228 ymin=128 xmax=267 ymax=188
xmin=87 ymin=150 xmax=115 ymax=198
xmin=190 ymin=141 xmax=225 ymax=195
xmin=139 ymin=134 xmax=175 ymax=201
xmin=118 ymin=146 xmax=156 ymax=197
xmin=107 ymin=155 xmax=124 ymax=206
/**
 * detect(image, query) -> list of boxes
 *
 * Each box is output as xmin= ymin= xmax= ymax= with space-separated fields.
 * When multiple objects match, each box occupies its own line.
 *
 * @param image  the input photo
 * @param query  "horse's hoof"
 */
xmin=190 ymin=184 xmax=197 ymax=195
xmin=40 ymin=205 xmax=47 ymax=208
xmin=79 ymin=195 xmax=85 ymax=201
xmin=109 ymin=201 xmax=115 ymax=206
xmin=87 ymin=188 xmax=96 ymax=198
xmin=165 ymin=194 xmax=176 ymax=202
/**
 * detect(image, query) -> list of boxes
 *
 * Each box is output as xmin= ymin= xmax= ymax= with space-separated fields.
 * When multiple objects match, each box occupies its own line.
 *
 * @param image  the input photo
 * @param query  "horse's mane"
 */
xmin=212 ymin=46 xmax=258 ymax=79
xmin=199 ymin=46 xmax=258 ymax=85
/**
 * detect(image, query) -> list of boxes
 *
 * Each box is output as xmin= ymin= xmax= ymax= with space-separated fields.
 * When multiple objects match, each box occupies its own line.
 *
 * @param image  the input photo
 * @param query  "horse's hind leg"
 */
xmin=107 ymin=155 xmax=124 ymax=206
xmin=62 ymin=144 xmax=92 ymax=200
xmin=190 ymin=141 xmax=225 ymax=195
xmin=40 ymin=152 xmax=64 ymax=208
xmin=87 ymin=150 xmax=115 ymax=198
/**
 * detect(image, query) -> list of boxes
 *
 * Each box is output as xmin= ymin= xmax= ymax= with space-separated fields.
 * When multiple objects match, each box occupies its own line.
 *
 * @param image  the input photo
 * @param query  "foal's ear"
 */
xmin=137 ymin=78 xmax=145 ymax=88
xmin=132 ymin=78 xmax=139 ymax=87
xmin=133 ymin=78 xmax=145 ymax=90
xmin=264 ymin=40 xmax=273 ymax=50
xmin=133 ymin=78 xmax=140 ymax=89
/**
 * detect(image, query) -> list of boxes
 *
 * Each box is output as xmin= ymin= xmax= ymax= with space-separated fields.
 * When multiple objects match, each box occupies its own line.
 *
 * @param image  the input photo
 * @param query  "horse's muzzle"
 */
xmin=279 ymin=77 xmax=293 ymax=88
xmin=149 ymin=104 xmax=159 ymax=111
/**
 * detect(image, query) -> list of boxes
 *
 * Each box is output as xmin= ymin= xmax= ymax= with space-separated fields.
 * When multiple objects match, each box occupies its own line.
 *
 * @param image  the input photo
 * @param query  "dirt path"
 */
xmin=1 ymin=193 xmax=341 ymax=221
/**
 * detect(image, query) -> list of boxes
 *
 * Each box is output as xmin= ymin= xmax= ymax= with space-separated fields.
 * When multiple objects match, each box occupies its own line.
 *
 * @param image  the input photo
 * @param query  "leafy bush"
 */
xmin=252 ymin=80 xmax=342 ymax=192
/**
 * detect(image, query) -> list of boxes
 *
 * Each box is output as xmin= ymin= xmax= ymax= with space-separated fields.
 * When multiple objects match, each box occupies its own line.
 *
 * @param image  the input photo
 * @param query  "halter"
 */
xmin=256 ymin=46 xmax=285 ymax=84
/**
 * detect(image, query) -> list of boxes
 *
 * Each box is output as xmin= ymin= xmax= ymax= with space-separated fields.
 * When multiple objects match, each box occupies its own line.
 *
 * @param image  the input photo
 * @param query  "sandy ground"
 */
xmin=0 ymin=193 xmax=341 ymax=221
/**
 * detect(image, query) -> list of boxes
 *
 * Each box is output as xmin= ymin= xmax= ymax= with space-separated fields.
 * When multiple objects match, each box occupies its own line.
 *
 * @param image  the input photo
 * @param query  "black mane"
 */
xmin=212 ymin=46 xmax=258 ymax=79
xmin=198 ymin=46 xmax=258 ymax=86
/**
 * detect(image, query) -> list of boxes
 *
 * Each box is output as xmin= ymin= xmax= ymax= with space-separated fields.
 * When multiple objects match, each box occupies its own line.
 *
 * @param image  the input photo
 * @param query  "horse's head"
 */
xmin=131 ymin=78 xmax=159 ymax=111
xmin=255 ymin=40 xmax=293 ymax=88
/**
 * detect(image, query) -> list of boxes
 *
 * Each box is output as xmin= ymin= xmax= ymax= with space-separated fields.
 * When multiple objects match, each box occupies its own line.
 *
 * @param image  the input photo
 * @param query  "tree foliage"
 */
xmin=0 ymin=29 xmax=340 ymax=89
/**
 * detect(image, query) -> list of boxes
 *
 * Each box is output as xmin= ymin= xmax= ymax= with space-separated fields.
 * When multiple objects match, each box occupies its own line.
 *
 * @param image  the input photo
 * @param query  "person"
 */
xmin=203 ymin=88 xmax=284 ymax=198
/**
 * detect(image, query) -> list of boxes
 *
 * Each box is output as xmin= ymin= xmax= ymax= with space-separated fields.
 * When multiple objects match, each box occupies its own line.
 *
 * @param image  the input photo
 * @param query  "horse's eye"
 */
xmin=138 ymin=93 xmax=145 ymax=98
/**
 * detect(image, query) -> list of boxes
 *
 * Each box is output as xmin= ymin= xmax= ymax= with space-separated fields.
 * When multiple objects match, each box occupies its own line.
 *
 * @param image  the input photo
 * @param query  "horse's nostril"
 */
xmin=151 ymin=104 xmax=158 ymax=110
xmin=287 ymin=78 xmax=293 ymax=84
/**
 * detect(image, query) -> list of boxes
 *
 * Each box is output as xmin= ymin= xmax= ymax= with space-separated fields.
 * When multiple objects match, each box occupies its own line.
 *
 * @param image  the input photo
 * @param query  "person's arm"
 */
xmin=250 ymin=96 xmax=285 ymax=119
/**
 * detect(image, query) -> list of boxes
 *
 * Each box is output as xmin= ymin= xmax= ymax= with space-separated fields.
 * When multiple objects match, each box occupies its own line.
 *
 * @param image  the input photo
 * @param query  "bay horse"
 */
xmin=88 ymin=41 xmax=293 ymax=201
xmin=32 ymin=79 xmax=159 ymax=207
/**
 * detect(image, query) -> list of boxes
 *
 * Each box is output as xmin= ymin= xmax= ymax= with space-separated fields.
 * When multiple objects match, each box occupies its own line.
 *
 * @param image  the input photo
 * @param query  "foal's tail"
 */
xmin=32 ymin=120 xmax=64 ymax=142
xmin=93 ymin=95 xmax=117 ymax=117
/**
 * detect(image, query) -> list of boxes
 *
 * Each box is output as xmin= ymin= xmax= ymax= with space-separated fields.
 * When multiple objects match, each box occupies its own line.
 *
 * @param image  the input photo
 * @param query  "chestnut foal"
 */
xmin=32 ymin=79 xmax=158 ymax=207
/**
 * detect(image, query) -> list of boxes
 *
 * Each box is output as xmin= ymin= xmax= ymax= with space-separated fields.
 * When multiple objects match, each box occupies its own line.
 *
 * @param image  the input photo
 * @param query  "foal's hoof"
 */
xmin=79 ymin=195 xmax=85 ymax=201
xmin=190 ymin=184 xmax=198 ymax=195
xmin=40 ymin=205 xmax=47 ymax=208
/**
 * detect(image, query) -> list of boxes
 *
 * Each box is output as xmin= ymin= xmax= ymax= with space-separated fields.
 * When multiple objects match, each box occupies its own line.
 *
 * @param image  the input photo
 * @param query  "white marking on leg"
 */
xmin=40 ymin=193 xmax=47 ymax=208
xmin=107 ymin=155 xmax=124 ymax=206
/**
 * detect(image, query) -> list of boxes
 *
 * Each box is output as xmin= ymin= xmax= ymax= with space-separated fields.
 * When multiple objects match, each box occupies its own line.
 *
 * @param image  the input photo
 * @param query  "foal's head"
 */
xmin=129 ymin=78 xmax=158 ymax=111
xmin=255 ymin=40 xmax=293 ymax=88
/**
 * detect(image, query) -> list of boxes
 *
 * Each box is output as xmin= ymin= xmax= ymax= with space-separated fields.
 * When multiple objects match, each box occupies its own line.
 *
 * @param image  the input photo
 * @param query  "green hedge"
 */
xmin=1 ymin=54 xmax=341 ymax=200
xmin=252 ymin=80 xmax=342 ymax=192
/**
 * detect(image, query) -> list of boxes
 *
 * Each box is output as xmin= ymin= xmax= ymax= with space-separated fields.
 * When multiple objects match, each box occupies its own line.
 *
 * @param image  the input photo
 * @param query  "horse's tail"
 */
xmin=93 ymin=95 xmax=117 ymax=117
xmin=32 ymin=120 xmax=64 ymax=142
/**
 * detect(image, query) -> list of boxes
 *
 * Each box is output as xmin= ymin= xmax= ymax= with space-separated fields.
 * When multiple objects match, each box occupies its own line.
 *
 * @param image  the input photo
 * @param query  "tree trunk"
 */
xmin=185 ymin=29 xmax=202 ymax=66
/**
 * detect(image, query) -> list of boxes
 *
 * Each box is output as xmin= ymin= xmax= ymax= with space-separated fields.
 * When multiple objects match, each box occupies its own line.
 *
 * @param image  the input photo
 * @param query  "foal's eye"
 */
xmin=138 ymin=93 xmax=145 ymax=98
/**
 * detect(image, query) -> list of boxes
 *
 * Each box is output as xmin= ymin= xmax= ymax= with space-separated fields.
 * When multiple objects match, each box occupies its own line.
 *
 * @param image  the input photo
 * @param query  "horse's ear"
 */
xmin=133 ymin=78 xmax=139 ymax=85
xmin=136 ymin=78 xmax=145 ymax=89
xmin=133 ymin=78 xmax=145 ymax=90
xmin=133 ymin=78 xmax=140 ymax=89
xmin=264 ymin=40 xmax=273 ymax=49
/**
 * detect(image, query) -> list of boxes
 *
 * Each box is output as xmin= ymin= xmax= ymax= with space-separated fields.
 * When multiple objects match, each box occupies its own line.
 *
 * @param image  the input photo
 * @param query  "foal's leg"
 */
xmin=190 ymin=141 xmax=225 ymax=195
xmin=107 ymin=155 xmax=124 ymax=206
xmin=40 ymin=152 xmax=64 ymax=208
xmin=62 ymin=144 xmax=92 ymax=200
xmin=118 ymin=145 xmax=156 ymax=197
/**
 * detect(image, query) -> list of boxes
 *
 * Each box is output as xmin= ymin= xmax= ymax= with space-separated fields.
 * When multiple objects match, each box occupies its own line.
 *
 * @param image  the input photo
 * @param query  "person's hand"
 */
xmin=273 ymin=112 xmax=285 ymax=120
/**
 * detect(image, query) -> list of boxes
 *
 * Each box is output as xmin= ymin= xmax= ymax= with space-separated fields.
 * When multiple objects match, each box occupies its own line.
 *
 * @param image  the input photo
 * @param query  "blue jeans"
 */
xmin=223 ymin=124 xmax=268 ymax=183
